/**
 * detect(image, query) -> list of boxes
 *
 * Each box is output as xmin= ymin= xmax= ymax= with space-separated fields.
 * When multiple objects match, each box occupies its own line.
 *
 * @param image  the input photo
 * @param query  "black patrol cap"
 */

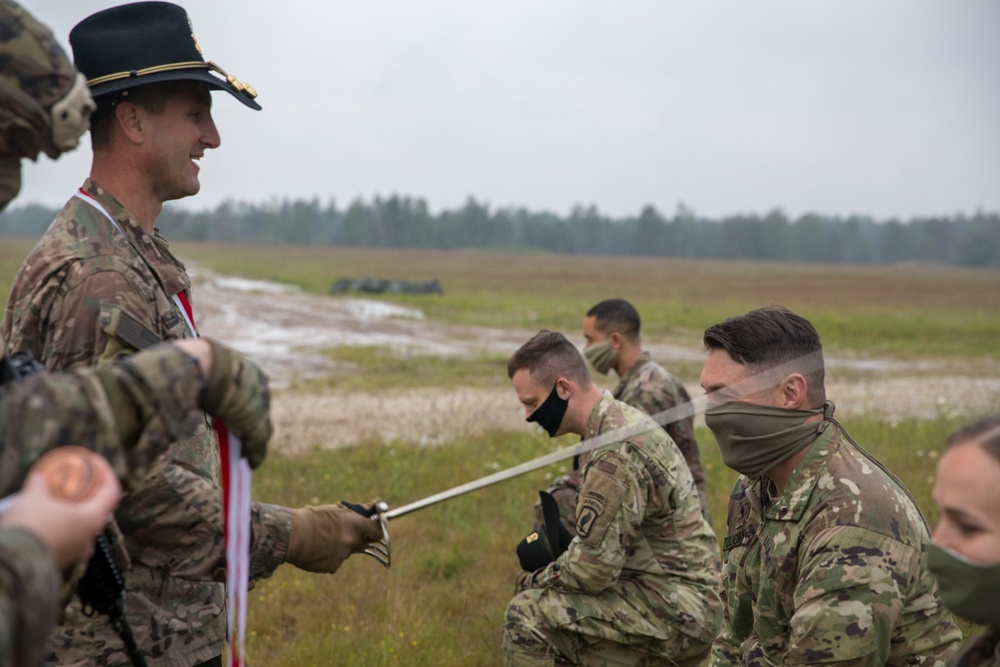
xmin=69 ymin=1 xmax=260 ymax=110
xmin=516 ymin=491 xmax=574 ymax=572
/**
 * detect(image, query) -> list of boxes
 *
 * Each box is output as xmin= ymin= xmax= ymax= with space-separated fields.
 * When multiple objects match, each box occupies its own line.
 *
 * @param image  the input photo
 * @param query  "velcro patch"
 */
xmin=723 ymin=530 xmax=744 ymax=552
xmin=575 ymin=469 xmax=626 ymax=546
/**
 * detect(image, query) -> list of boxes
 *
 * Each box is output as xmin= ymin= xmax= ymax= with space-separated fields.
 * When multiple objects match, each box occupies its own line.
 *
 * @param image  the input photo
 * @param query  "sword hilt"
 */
xmin=342 ymin=500 xmax=391 ymax=569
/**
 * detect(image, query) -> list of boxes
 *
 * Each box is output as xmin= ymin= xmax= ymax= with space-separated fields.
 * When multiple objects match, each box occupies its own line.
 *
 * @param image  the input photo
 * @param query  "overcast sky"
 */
xmin=16 ymin=1 xmax=1000 ymax=220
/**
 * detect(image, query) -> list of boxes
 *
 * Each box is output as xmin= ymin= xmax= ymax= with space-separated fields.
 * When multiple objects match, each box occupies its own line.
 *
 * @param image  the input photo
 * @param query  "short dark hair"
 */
xmin=703 ymin=306 xmax=826 ymax=405
xmin=946 ymin=414 xmax=1000 ymax=463
xmin=586 ymin=298 xmax=640 ymax=341
xmin=507 ymin=329 xmax=592 ymax=387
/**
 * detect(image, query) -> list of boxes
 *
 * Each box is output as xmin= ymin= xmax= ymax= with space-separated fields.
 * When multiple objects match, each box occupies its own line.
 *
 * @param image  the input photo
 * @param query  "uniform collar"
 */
xmin=763 ymin=426 xmax=839 ymax=522
xmin=80 ymin=178 xmax=191 ymax=298
xmin=584 ymin=390 xmax=616 ymax=440
xmin=614 ymin=350 xmax=651 ymax=392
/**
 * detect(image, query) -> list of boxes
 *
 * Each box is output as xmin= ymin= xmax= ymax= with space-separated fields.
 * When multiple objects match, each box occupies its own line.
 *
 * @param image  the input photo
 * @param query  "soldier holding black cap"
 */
xmin=1 ymin=3 xmax=382 ymax=666
xmin=505 ymin=330 xmax=722 ymax=667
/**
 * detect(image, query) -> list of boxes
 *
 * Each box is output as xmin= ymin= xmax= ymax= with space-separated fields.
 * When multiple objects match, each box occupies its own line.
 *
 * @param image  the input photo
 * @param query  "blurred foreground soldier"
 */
xmin=0 ymin=452 xmax=121 ymax=667
xmin=701 ymin=307 xmax=960 ymax=667
xmin=0 ymin=0 xmax=95 ymax=210
xmin=1 ymin=3 xmax=381 ymax=665
xmin=505 ymin=330 xmax=722 ymax=667
xmin=928 ymin=415 xmax=1000 ymax=667
xmin=0 ymin=333 xmax=274 ymax=667
xmin=583 ymin=298 xmax=710 ymax=522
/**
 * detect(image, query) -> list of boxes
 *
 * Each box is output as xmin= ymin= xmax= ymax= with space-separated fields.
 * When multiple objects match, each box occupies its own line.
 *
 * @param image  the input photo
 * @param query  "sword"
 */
xmin=350 ymin=396 xmax=704 ymax=569
xmin=348 ymin=350 xmax=825 ymax=569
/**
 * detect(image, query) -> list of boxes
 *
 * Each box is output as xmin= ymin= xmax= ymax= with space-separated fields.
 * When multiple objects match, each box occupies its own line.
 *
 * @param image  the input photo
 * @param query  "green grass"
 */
xmin=244 ymin=415 xmax=983 ymax=666
xmin=311 ymin=345 xmax=510 ymax=392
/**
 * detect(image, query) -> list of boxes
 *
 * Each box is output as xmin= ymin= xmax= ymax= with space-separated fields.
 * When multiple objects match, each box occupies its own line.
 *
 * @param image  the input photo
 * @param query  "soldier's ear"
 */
xmin=781 ymin=373 xmax=809 ymax=409
xmin=115 ymin=101 xmax=147 ymax=145
xmin=555 ymin=376 xmax=572 ymax=400
xmin=608 ymin=331 xmax=623 ymax=350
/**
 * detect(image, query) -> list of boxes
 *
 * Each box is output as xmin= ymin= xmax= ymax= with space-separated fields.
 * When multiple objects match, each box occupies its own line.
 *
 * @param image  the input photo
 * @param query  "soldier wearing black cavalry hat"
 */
xmin=1 ymin=4 xmax=383 ymax=666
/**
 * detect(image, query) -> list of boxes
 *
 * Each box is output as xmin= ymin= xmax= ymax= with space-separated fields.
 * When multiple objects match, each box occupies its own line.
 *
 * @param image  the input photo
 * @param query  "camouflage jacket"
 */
xmin=531 ymin=392 xmax=723 ymax=648
xmin=947 ymin=628 xmax=1000 ymax=667
xmin=0 ymin=528 xmax=60 ymax=667
xmin=711 ymin=427 xmax=962 ymax=667
xmin=1 ymin=181 xmax=293 ymax=667
xmin=613 ymin=353 xmax=708 ymax=507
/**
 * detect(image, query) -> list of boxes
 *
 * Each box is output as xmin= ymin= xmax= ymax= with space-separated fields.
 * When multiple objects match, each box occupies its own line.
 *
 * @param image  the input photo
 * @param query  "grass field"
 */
xmin=246 ymin=418 xmax=976 ymax=666
xmin=0 ymin=237 xmax=995 ymax=664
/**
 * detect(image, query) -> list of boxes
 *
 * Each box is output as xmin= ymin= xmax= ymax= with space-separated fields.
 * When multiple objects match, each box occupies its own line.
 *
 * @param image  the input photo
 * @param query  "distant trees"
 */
xmin=2 ymin=196 xmax=997 ymax=267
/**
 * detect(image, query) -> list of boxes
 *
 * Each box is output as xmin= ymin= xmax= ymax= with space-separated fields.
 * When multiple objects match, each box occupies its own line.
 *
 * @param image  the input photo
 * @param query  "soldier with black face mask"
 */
xmin=505 ymin=329 xmax=722 ymax=667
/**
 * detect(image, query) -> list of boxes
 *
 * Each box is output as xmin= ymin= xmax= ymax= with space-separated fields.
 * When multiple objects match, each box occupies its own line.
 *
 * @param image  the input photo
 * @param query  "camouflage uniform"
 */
xmin=506 ymin=392 xmax=723 ymax=667
xmin=614 ymin=352 xmax=709 ymax=523
xmin=0 ymin=527 xmax=60 ymax=667
xmin=712 ymin=426 xmax=962 ymax=667
xmin=1 ymin=182 xmax=293 ymax=667
xmin=0 ymin=338 xmax=259 ymax=667
xmin=539 ymin=352 xmax=710 ymax=538
xmin=946 ymin=628 xmax=1000 ymax=667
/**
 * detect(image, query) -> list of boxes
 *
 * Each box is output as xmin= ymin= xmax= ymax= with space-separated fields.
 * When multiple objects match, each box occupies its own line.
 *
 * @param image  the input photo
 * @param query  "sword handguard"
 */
xmin=341 ymin=500 xmax=391 ymax=568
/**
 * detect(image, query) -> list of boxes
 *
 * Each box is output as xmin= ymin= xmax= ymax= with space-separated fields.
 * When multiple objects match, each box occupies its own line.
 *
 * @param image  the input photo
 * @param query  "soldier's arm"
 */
xmin=0 ymin=528 xmax=61 ymax=667
xmin=532 ymin=450 xmax=642 ymax=593
xmin=116 ymin=464 xmax=292 ymax=583
xmin=784 ymin=525 xmax=922 ymax=666
xmin=0 ymin=341 xmax=269 ymax=495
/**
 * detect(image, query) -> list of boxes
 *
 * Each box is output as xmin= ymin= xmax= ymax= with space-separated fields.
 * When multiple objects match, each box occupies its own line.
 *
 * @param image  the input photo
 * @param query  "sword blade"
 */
xmin=381 ymin=349 xmax=825 ymax=522
xmin=384 ymin=397 xmax=703 ymax=520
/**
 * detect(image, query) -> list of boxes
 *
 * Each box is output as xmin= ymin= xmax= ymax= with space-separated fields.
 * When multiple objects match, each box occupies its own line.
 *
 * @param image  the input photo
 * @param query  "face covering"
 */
xmin=705 ymin=401 xmax=833 ymax=480
xmin=583 ymin=340 xmax=617 ymax=376
xmin=527 ymin=383 xmax=569 ymax=438
xmin=927 ymin=543 xmax=1000 ymax=626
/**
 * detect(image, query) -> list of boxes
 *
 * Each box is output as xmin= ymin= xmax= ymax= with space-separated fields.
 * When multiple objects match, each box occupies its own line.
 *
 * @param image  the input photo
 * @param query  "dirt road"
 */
xmin=189 ymin=268 xmax=1000 ymax=453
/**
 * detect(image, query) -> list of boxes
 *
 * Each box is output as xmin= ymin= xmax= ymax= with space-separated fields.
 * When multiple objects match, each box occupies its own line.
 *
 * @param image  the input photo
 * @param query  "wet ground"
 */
xmin=190 ymin=268 xmax=1000 ymax=453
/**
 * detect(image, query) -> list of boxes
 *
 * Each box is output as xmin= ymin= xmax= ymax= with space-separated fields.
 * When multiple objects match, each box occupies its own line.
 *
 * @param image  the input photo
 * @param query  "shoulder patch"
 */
xmin=575 ymin=468 xmax=626 ymax=546
xmin=103 ymin=307 xmax=161 ymax=351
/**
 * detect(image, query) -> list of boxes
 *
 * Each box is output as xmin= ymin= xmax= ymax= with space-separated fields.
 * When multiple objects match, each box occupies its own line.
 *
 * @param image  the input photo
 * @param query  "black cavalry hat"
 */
xmin=69 ymin=1 xmax=260 ymax=110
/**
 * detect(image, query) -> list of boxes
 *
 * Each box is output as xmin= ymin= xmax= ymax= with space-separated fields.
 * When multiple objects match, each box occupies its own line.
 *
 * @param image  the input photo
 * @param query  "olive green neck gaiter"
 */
xmin=928 ymin=543 xmax=1000 ymax=627
xmin=705 ymin=401 xmax=834 ymax=480
xmin=583 ymin=340 xmax=617 ymax=376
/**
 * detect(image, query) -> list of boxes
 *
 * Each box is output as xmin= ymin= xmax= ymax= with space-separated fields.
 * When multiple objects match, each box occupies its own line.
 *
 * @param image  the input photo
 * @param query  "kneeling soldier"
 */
xmin=505 ymin=330 xmax=723 ymax=667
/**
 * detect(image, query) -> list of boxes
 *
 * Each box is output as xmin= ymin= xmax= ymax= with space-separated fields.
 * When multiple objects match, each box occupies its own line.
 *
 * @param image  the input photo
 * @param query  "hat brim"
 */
xmin=90 ymin=68 xmax=261 ymax=111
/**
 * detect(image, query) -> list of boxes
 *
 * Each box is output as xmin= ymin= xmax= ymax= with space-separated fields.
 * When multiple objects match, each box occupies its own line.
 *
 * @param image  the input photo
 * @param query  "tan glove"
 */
xmin=200 ymin=338 xmax=271 ymax=469
xmin=285 ymin=502 xmax=385 ymax=574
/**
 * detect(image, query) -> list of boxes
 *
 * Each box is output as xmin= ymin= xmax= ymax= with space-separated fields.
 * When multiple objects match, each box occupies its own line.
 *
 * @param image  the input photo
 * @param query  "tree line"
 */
xmin=2 ymin=197 xmax=998 ymax=267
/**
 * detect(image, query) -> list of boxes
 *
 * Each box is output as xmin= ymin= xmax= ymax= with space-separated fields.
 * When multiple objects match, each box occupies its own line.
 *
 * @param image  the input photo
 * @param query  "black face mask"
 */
xmin=527 ymin=382 xmax=569 ymax=437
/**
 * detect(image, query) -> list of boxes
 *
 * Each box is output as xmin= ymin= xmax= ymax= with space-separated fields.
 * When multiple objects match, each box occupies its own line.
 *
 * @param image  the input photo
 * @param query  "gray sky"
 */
xmin=17 ymin=0 xmax=1000 ymax=220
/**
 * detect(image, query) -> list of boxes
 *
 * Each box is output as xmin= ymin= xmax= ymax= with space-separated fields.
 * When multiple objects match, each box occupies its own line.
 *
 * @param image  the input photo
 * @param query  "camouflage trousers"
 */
xmin=503 ymin=584 xmax=712 ymax=667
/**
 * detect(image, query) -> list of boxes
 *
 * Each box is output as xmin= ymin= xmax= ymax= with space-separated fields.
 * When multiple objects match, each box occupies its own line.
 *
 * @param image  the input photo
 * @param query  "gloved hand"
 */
xmin=200 ymin=338 xmax=271 ymax=469
xmin=285 ymin=501 xmax=385 ymax=574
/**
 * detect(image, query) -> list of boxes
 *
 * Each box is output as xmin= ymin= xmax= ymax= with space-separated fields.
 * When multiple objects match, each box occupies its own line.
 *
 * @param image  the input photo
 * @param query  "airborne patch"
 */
xmin=575 ymin=471 xmax=626 ymax=545
xmin=576 ymin=492 xmax=605 ymax=539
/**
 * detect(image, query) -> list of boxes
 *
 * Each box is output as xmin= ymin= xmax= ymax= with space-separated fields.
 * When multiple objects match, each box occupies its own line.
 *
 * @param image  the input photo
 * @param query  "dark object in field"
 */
xmin=330 ymin=276 xmax=444 ymax=295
